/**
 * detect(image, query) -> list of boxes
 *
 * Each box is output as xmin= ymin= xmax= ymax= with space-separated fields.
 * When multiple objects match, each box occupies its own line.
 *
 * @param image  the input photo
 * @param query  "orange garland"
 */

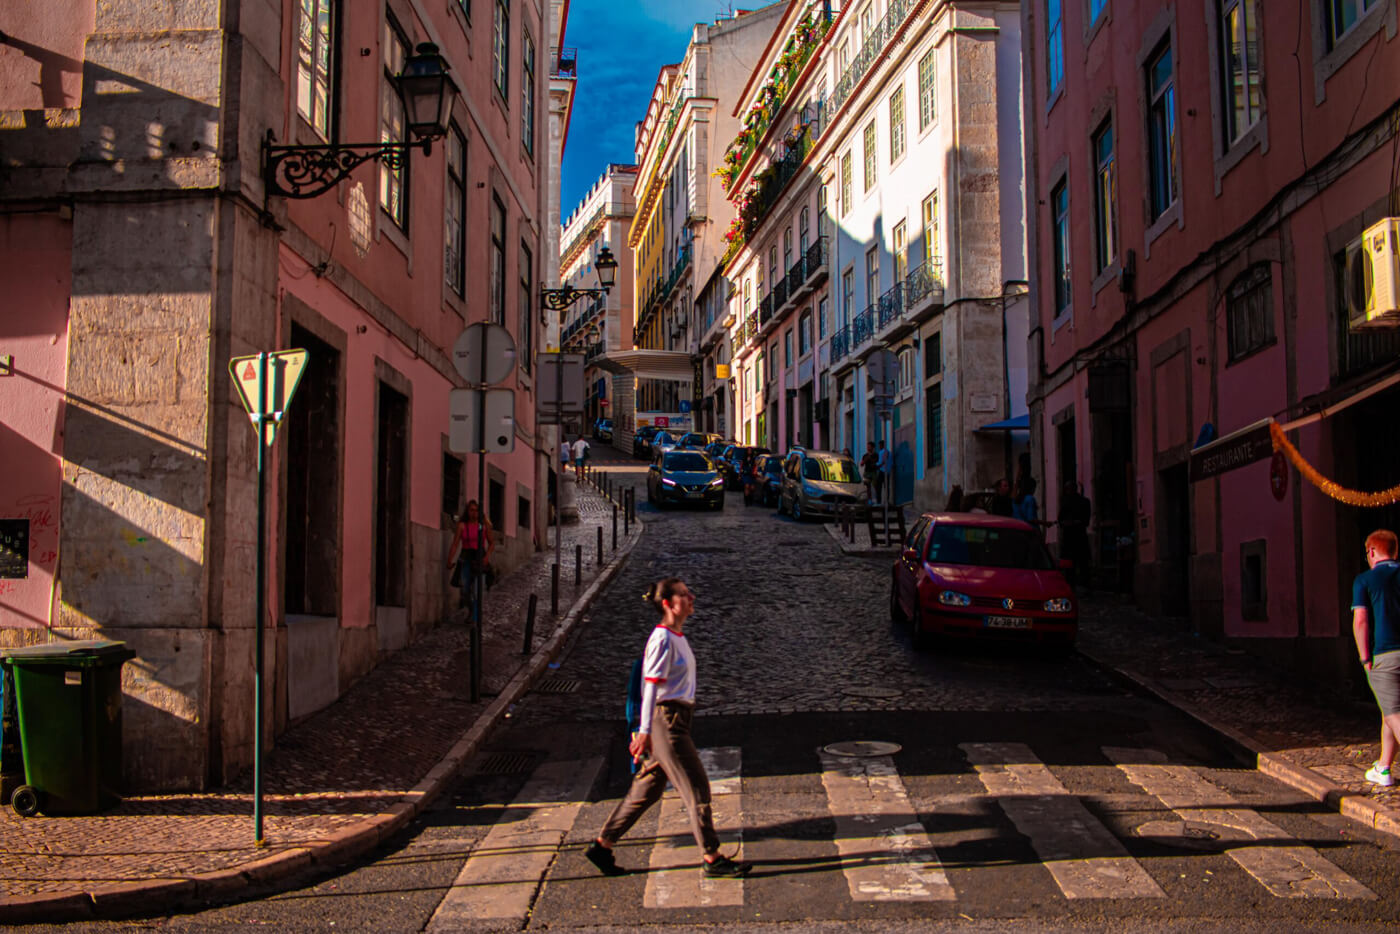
xmin=1269 ymin=420 xmax=1400 ymax=508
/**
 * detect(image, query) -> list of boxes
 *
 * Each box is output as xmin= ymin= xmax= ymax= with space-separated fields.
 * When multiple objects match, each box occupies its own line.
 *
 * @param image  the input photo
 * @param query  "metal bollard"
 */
xmin=613 ymin=503 xmax=618 ymax=549
xmin=624 ymin=491 xmax=630 ymax=536
xmin=522 ymin=593 xmax=537 ymax=655
xmin=551 ymin=563 xmax=559 ymax=616
xmin=575 ymin=544 xmax=582 ymax=587
xmin=597 ymin=525 xmax=603 ymax=566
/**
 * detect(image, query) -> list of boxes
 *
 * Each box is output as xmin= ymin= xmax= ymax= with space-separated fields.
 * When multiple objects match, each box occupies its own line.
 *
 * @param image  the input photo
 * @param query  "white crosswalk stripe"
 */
xmin=961 ymin=742 xmax=1165 ymax=899
xmin=644 ymin=746 xmax=746 ymax=908
xmin=1104 ymin=747 xmax=1376 ymax=899
xmin=427 ymin=758 xmax=604 ymax=928
xmin=817 ymin=750 xmax=955 ymax=902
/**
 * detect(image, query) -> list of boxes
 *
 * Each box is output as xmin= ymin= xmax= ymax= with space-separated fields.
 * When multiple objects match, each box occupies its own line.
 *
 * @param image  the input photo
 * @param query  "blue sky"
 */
xmin=560 ymin=0 xmax=739 ymax=219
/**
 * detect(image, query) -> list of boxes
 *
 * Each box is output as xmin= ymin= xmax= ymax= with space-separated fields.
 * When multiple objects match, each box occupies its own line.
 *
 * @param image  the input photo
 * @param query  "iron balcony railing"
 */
xmin=745 ymin=312 xmax=759 ymax=345
xmin=826 ymin=0 xmax=913 ymax=120
xmin=772 ymin=272 xmax=789 ymax=312
xmin=852 ymin=306 xmax=876 ymax=348
xmin=877 ymin=282 xmax=904 ymax=329
xmin=904 ymin=258 xmax=945 ymax=308
xmin=758 ymin=291 xmax=774 ymax=326
xmin=831 ymin=324 xmax=851 ymax=362
xmin=551 ymin=47 xmax=578 ymax=79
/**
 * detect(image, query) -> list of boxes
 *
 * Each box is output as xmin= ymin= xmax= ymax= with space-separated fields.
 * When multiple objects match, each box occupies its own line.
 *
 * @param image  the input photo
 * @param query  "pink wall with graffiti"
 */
xmin=0 ymin=214 xmax=71 ymax=629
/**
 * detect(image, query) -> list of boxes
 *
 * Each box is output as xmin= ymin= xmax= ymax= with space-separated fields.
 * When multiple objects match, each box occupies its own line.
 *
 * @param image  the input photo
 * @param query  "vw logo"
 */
xmin=1002 ymin=598 xmax=1014 ymax=610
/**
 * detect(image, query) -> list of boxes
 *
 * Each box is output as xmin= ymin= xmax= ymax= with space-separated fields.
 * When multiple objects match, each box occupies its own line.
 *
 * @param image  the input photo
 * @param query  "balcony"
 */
xmin=825 ymin=0 xmax=913 ymax=121
xmin=903 ymin=259 xmax=945 ymax=321
xmin=551 ymin=47 xmax=578 ymax=79
xmin=852 ymin=305 xmax=876 ymax=353
xmin=831 ymin=325 xmax=851 ymax=364
xmin=758 ymin=292 xmax=774 ymax=328
xmin=779 ymin=237 xmax=828 ymax=314
xmin=873 ymin=280 xmax=911 ymax=343
xmin=744 ymin=312 xmax=759 ymax=345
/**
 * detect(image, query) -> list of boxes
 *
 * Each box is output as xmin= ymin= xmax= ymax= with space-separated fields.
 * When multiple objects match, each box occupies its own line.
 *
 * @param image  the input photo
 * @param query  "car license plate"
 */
xmin=985 ymin=616 xmax=1031 ymax=630
xmin=686 ymin=491 xmax=703 ymax=499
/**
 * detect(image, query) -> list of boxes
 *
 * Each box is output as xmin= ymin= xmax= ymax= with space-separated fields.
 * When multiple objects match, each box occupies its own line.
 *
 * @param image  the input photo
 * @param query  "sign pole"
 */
xmin=554 ymin=353 xmax=562 ymax=602
xmin=472 ymin=349 xmax=486 ymax=704
xmin=254 ymin=350 xmax=267 ymax=847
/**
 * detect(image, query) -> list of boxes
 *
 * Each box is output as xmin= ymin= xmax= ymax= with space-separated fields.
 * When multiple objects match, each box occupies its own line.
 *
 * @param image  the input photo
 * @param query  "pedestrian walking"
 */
xmin=560 ymin=437 xmax=571 ymax=470
xmin=860 ymin=442 xmax=878 ymax=505
xmin=990 ymin=478 xmax=1014 ymax=517
xmin=572 ymin=435 xmax=590 ymax=480
xmin=584 ymin=578 xmax=750 ymax=879
xmin=446 ymin=500 xmax=495 ymax=617
xmin=875 ymin=440 xmax=891 ymax=505
xmin=1352 ymin=529 xmax=1400 ymax=787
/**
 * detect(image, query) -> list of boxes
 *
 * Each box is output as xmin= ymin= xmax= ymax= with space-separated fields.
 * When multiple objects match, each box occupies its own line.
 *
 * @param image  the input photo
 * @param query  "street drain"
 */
xmin=475 ymin=752 xmax=536 ymax=775
xmin=533 ymin=676 xmax=581 ymax=694
xmin=1133 ymin=819 xmax=1221 ymax=850
xmin=842 ymin=686 xmax=903 ymax=699
xmin=822 ymin=740 xmax=903 ymax=758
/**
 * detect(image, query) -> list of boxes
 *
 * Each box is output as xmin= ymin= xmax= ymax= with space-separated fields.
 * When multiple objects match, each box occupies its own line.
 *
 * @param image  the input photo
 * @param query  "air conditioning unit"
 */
xmin=1347 ymin=217 xmax=1400 ymax=329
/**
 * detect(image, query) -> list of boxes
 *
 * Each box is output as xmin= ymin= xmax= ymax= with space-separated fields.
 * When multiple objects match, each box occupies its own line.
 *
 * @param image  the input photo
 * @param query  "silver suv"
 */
xmin=778 ymin=447 xmax=865 ymax=521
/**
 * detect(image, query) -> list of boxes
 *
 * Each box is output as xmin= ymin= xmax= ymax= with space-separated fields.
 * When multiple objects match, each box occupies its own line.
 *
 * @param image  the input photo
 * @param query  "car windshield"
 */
xmin=654 ymin=432 xmax=674 ymax=445
xmin=664 ymin=452 xmax=711 ymax=472
xmin=926 ymin=524 xmax=1055 ymax=570
xmin=804 ymin=456 xmax=860 ymax=482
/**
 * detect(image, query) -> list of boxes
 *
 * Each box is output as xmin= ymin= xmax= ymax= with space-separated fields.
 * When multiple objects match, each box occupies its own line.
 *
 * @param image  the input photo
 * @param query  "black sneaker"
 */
xmin=701 ymin=853 xmax=751 ymax=877
xmin=585 ymin=841 xmax=627 ymax=876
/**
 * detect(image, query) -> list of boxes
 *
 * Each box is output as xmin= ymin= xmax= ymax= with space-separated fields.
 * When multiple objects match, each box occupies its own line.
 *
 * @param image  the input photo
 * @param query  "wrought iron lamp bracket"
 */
xmin=541 ymin=286 xmax=607 ymax=312
xmin=262 ymin=129 xmax=425 ymax=203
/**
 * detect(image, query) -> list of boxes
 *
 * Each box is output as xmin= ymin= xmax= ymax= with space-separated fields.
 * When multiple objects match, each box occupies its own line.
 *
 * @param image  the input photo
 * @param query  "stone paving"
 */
xmin=0 ymin=477 xmax=637 ymax=916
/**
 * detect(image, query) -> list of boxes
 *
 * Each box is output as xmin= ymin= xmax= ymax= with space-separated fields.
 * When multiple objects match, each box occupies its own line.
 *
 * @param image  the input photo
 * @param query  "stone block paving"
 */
xmin=0 ymin=480 xmax=635 ymax=917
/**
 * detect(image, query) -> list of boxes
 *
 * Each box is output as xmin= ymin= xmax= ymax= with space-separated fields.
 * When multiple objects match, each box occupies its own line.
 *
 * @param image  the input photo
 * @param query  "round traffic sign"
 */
xmin=453 ymin=323 xmax=517 ymax=385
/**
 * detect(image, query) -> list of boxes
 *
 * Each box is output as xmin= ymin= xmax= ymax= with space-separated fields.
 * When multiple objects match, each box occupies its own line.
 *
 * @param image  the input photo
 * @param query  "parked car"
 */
xmin=678 ymin=431 xmax=723 ymax=450
xmin=778 ymin=447 xmax=864 ymax=521
xmin=890 ymin=512 xmax=1076 ymax=649
xmin=745 ymin=453 xmax=785 ymax=507
xmin=646 ymin=449 xmax=725 ymax=510
xmin=652 ymin=430 xmax=678 ymax=455
xmin=593 ymin=418 xmax=613 ymax=443
xmin=721 ymin=445 xmax=770 ymax=490
xmin=704 ymin=439 xmax=734 ymax=460
xmin=633 ymin=425 xmax=661 ymax=459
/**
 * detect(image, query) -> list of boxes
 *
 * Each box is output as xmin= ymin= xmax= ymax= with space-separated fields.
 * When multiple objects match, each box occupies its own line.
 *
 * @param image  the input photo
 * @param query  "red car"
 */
xmin=890 ymin=512 xmax=1077 ymax=649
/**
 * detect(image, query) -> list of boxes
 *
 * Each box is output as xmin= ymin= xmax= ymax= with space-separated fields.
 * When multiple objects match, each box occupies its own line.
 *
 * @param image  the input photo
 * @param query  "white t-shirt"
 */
xmin=572 ymin=438 xmax=589 ymax=460
xmin=642 ymin=624 xmax=696 ymax=706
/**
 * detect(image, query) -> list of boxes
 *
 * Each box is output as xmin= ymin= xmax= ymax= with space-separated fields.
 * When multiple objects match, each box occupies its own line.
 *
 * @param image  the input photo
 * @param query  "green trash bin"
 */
xmin=0 ymin=640 xmax=136 ymax=817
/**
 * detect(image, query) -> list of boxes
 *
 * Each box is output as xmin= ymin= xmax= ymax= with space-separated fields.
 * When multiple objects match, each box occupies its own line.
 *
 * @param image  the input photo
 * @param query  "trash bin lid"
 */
xmin=1 ymin=640 xmax=135 ymax=667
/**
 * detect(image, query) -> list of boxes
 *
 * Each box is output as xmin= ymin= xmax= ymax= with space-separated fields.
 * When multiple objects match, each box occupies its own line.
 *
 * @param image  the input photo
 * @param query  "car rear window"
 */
xmin=665 ymin=452 xmax=711 ymax=472
xmin=927 ymin=524 xmax=1054 ymax=570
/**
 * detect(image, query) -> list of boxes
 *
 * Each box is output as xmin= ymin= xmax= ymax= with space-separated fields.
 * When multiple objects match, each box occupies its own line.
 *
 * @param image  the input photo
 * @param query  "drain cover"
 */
xmin=842 ymin=686 xmax=903 ymax=699
xmin=475 ymin=752 xmax=536 ymax=775
xmin=533 ymin=676 xmax=581 ymax=694
xmin=1133 ymin=820 xmax=1221 ymax=850
xmin=823 ymin=740 xmax=903 ymax=758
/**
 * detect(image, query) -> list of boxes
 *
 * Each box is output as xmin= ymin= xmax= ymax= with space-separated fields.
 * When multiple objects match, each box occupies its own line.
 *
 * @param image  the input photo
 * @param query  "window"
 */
xmin=784 ymin=227 xmax=793 ymax=274
xmin=818 ymin=296 xmax=829 ymax=338
xmin=865 ymin=246 xmax=879 ymax=307
xmin=769 ymin=343 xmax=778 ymax=381
xmin=522 ymin=29 xmax=536 ymax=155
xmin=445 ymin=125 xmax=466 ymax=296
xmin=860 ymin=3 xmax=875 ymax=44
xmin=889 ymin=85 xmax=906 ymax=162
xmin=490 ymin=195 xmax=506 ymax=325
xmin=893 ymin=220 xmax=908 ymax=284
xmin=818 ymin=182 xmax=828 ymax=220
xmin=442 ymin=453 xmax=464 ymax=517
xmin=1092 ymin=120 xmax=1116 ymax=273
xmin=839 ymin=37 xmax=850 ymax=72
xmin=840 ymin=152 xmax=853 ymax=215
xmin=1147 ymin=42 xmax=1178 ymax=221
xmin=493 ymin=0 xmax=509 ymax=99
xmin=898 ymin=348 xmax=914 ymax=394
xmin=744 ymin=279 xmax=752 ymax=314
xmin=1051 ymin=178 xmax=1071 ymax=315
xmin=862 ymin=119 xmax=877 ymax=191
xmin=458 ymin=0 xmax=471 ymax=20
xmin=924 ymin=330 xmax=941 ymax=379
xmin=519 ymin=241 xmax=533 ymax=373
xmin=518 ymin=495 xmax=531 ymax=531
xmin=296 ymin=0 xmax=336 ymax=138
xmin=918 ymin=48 xmax=936 ymax=129
xmin=800 ymin=206 xmax=810 ymax=253
xmin=1219 ymin=0 xmax=1261 ymax=143
xmin=785 ymin=329 xmax=793 ymax=366
xmin=800 ymin=311 xmax=812 ymax=355
xmin=769 ymin=245 xmax=779 ymax=291
xmin=488 ymin=477 xmax=505 ymax=531
xmin=380 ymin=18 xmax=409 ymax=227
xmin=921 ymin=191 xmax=940 ymax=272
xmin=1046 ymin=0 xmax=1064 ymax=95
xmin=1327 ymin=0 xmax=1379 ymax=48
xmin=1226 ymin=263 xmax=1274 ymax=361
xmin=1240 ymin=538 xmax=1267 ymax=620
xmin=925 ymin=382 xmax=943 ymax=467
xmin=842 ymin=269 xmax=854 ymax=326
xmin=1089 ymin=0 xmax=1107 ymax=23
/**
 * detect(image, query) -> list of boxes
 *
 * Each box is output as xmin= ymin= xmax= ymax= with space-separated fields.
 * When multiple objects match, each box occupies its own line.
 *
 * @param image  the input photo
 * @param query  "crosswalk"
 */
xmin=431 ymin=742 xmax=1375 ymax=924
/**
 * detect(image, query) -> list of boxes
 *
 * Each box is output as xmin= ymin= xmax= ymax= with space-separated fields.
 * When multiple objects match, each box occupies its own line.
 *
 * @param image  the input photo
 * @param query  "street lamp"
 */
xmin=262 ymin=42 xmax=460 ymax=204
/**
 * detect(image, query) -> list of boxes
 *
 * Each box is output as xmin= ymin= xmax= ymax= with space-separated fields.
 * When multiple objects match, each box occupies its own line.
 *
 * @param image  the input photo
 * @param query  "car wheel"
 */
xmin=910 ymin=598 xmax=933 ymax=650
xmin=792 ymin=497 xmax=804 ymax=522
xmin=711 ymin=498 xmax=724 ymax=512
xmin=889 ymin=573 xmax=907 ymax=624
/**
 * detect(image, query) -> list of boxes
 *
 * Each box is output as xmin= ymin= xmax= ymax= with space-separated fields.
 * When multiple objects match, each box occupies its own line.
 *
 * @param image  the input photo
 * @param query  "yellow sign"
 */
xmin=230 ymin=349 xmax=309 ymax=445
xmin=715 ymin=364 xmax=730 ymax=380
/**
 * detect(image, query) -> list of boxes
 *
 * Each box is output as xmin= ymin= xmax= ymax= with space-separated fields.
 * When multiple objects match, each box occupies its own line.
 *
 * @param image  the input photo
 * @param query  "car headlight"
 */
xmin=709 ymin=477 xmax=724 ymax=487
xmin=938 ymin=590 xmax=972 ymax=607
xmin=661 ymin=478 xmax=676 ymax=487
xmin=1043 ymin=597 xmax=1074 ymax=613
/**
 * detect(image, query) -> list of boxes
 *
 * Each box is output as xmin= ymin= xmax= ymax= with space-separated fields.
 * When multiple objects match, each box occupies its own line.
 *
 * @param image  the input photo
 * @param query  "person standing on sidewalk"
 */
xmin=446 ymin=500 xmax=494 ymax=616
xmin=584 ymin=578 xmax=750 ymax=879
xmin=875 ymin=440 xmax=891 ymax=505
xmin=1352 ymin=529 xmax=1400 ymax=787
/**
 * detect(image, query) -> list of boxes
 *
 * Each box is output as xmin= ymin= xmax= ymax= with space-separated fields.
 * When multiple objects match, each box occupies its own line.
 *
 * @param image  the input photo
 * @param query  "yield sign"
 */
xmin=229 ymin=349 xmax=309 ymax=445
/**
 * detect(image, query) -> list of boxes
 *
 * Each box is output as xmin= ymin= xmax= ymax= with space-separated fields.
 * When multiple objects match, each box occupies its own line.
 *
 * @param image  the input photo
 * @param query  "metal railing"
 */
xmin=826 ymin=0 xmax=913 ymax=121
xmin=772 ymin=272 xmax=789 ymax=312
xmin=745 ymin=312 xmax=760 ymax=344
xmin=877 ymin=282 xmax=904 ymax=329
xmin=551 ymin=47 xmax=578 ymax=79
xmin=852 ymin=306 xmax=876 ymax=348
xmin=831 ymin=325 xmax=851 ymax=361
xmin=758 ymin=291 xmax=774 ymax=326
xmin=904 ymin=258 xmax=945 ymax=308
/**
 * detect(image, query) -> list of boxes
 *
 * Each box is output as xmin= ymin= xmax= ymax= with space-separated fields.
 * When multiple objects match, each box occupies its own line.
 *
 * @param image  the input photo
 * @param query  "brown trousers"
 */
xmin=599 ymin=701 xmax=720 ymax=853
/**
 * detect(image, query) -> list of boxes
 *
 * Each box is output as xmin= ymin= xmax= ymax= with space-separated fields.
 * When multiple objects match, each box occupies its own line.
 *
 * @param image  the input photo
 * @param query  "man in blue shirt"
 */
xmin=1352 ymin=529 xmax=1400 ymax=786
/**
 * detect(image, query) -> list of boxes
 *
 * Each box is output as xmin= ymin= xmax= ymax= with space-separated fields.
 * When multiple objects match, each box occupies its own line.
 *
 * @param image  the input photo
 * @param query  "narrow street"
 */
xmin=43 ymin=450 xmax=1400 ymax=933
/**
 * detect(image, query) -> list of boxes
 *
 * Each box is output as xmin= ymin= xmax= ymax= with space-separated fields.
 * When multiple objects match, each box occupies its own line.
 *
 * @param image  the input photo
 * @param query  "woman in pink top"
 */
xmin=446 ymin=500 xmax=495 ymax=616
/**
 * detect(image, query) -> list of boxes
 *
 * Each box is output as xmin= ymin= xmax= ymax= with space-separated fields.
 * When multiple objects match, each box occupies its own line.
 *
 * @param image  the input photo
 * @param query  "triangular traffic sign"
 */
xmin=229 ymin=349 xmax=311 ymax=446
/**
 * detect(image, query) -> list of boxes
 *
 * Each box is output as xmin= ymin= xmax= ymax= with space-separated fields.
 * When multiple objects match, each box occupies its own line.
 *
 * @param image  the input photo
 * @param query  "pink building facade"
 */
xmin=1 ymin=0 xmax=556 ymax=789
xmin=1023 ymin=0 xmax=1400 ymax=685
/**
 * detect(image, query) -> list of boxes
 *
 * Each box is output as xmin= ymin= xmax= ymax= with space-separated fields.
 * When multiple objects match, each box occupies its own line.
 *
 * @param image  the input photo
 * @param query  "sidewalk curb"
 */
xmin=0 ymin=518 xmax=645 ymax=926
xmin=1077 ymin=646 xmax=1400 ymax=844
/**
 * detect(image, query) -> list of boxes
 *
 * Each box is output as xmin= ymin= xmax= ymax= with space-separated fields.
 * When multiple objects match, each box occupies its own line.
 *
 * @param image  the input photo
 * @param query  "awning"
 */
xmin=594 ymin=349 xmax=694 ymax=381
xmin=976 ymin=413 xmax=1030 ymax=432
